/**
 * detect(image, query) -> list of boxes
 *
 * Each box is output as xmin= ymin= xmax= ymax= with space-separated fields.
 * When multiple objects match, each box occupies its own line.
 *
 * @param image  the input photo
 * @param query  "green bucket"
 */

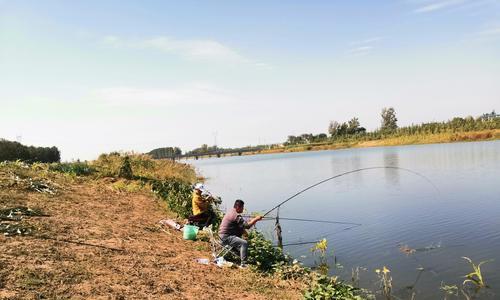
xmin=183 ymin=225 xmax=199 ymax=240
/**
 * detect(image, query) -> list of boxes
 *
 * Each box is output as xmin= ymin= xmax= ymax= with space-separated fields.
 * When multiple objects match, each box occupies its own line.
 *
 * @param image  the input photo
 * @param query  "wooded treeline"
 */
xmin=284 ymin=109 xmax=499 ymax=146
xmin=0 ymin=139 xmax=60 ymax=163
xmin=149 ymin=109 xmax=499 ymax=157
xmin=148 ymin=147 xmax=182 ymax=159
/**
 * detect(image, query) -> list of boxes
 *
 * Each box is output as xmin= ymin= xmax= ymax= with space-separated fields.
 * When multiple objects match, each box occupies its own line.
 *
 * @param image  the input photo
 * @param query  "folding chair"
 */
xmin=205 ymin=227 xmax=239 ymax=262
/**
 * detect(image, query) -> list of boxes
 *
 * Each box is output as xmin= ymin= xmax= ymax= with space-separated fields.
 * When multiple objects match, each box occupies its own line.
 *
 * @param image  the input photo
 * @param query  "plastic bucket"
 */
xmin=183 ymin=225 xmax=199 ymax=240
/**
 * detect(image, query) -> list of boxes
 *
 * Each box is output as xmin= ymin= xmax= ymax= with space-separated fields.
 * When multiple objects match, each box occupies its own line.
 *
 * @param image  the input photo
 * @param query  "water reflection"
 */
xmin=383 ymin=149 xmax=400 ymax=186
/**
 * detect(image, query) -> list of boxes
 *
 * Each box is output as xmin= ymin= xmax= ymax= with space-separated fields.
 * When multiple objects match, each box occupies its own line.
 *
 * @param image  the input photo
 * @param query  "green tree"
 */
xmin=381 ymin=107 xmax=398 ymax=133
xmin=148 ymin=147 xmax=182 ymax=159
xmin=347 ymin=117 xmax=361 ymax=134
xmin=328 ymin=121 xmax=340 ymax=137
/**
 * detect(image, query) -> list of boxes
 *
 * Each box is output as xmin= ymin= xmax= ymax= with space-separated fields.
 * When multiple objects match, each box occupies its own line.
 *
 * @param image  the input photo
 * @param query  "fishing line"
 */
xmin=263 ymin=166 xmax=440 ymax=217
xmin=260 ymin=216 xmax=361 ymax=226
xmin=280 ymin=224 xmax=362 ymax=247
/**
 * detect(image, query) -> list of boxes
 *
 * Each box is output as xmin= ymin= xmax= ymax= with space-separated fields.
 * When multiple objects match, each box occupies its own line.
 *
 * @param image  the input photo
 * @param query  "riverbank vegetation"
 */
xmin=147 ymin=109 xmax=499 ymax=159
xmin=282 ymin=108 xmax=500 ymax=150
xmin=0 ymin=154 xmax=306 ymax=299
xmin=0 ymin=154 xmax=367 ymax=299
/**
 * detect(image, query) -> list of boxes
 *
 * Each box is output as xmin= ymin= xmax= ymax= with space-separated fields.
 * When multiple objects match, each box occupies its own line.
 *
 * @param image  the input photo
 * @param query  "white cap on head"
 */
xmin=194 ymin=183 xmax=205 ymax=191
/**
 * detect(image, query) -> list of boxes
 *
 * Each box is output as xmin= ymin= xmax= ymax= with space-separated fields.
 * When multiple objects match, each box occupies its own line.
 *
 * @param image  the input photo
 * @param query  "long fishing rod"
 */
xmin=242 ymin=214 xmax=361 ymax=226
xmin=260 ymin=216 xmax=361 ymax=226
xmin=263 ymin=166 xmax=440 ymax=217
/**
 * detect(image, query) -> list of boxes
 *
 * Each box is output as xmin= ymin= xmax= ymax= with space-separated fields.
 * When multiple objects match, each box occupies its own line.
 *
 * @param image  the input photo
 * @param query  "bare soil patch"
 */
xmin=0 ymin=175 xmax=302 ymax=299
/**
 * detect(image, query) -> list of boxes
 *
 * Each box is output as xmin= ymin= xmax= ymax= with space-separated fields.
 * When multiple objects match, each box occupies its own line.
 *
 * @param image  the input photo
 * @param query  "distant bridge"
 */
xmin=171 ymin=147 xmax=265 ymax=160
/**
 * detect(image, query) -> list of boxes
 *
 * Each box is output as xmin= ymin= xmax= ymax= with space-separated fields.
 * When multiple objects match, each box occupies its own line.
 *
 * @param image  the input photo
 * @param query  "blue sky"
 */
xmin=1 ymin=0 xmax=499 ymax=160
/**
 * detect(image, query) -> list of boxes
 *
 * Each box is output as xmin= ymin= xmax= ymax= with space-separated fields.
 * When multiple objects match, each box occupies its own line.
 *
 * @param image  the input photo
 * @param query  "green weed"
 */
xmin=49 ymin=161 xmax=96 ymax=176
xmin=462 ymin=256 xmax=490 ymax=289
xmin=375 ymin=266 xmax=392 ymax=299
xmin=247 ymin=230 xmax=288 ymax=273
xmin=303 ymin=274 xmax=363 ymax=300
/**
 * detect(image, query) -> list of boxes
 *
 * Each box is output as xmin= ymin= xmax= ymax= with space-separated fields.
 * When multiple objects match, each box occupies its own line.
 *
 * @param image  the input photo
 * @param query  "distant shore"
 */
xmin=253 ymin=129 xmax=500 ymax=155
xmin=186 ymin=129 xmax=500 ymax=160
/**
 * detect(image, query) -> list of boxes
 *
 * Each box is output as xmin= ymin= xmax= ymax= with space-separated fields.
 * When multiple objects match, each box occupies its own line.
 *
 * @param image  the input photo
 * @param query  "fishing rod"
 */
xmin=263 ymin=166 xmax=440 ymax=217
xmin=260 ymin=216 xmax=361 ymax=226
xmin=241 ymin=214 xmax=360 ymax=226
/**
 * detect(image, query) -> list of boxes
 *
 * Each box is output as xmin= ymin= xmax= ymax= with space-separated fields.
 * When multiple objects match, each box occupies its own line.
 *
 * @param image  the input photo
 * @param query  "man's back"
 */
xmin=218 ymin=208 xmax=245 ymax=238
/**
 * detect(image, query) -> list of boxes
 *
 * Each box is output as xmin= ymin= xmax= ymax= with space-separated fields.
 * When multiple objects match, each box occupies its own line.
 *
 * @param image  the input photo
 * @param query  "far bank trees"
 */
xmin=328 ymin=117 xmax=366 ymax=138
xmin=0 ymin=139 xmax=60 ymax=163
xmin=380 ymin=107 xmax=398 ymax=133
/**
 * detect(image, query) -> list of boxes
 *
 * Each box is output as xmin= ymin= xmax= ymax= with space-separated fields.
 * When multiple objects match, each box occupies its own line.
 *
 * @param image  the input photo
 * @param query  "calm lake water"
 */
xmin=188 ymin=141 xmax=500 ymax=299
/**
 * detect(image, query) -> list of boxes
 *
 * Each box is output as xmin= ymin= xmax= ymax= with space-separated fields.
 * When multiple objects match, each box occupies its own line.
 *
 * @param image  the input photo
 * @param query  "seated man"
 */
xmin=187 ymin=183 xmax=216 ymax=228
xmin=218 ymin=199 xmax=263 ymax=268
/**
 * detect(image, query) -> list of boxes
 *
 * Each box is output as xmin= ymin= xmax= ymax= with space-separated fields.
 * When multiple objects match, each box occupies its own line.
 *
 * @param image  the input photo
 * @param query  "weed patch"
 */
xmin=247 ymin=230 xmax=288 ymax=273
xmin=304 ymin=274 xmax=363 ymax=300
xmin=49 ymin=161 xmax=96 ymax=176
xmin=150 ymin=179 xmax=193 ymax=218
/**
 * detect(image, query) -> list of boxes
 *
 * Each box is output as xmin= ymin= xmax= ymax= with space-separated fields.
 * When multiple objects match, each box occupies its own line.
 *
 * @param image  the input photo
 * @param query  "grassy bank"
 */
xmin=0 ymin=155 xmax=308 ymax=299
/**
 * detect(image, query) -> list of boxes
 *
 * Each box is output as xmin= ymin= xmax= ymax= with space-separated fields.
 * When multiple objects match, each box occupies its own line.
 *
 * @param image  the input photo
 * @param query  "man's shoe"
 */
xmin=239 ymin=263 xmax=248 ymax=269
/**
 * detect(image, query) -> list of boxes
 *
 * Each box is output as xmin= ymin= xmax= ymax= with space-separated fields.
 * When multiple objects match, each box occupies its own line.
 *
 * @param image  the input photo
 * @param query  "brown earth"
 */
xmin=0 ymin=173 xmax=303 ymax=299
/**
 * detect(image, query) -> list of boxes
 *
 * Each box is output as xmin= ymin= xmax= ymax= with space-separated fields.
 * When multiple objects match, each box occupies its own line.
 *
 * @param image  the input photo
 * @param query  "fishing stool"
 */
xmin=206 ymin=228 xmax=239 ymax=262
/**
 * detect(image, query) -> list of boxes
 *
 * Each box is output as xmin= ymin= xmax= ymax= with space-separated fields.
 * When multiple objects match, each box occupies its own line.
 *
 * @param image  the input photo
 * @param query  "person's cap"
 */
xmin=193 ymin=183 xmax=205 ymax=190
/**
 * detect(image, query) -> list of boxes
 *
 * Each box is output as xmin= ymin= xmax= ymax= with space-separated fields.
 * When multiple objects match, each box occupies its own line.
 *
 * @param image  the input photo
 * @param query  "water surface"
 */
xmin=189 ymin=141 xmax=500 ymax=299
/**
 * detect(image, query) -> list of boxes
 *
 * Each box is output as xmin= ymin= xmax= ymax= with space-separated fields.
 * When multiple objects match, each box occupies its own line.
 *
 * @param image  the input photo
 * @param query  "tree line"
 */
xmin=0 ymin=139 xmax=61 ymax=163
xmin=148 ymin=147 xmax=182 ymax=159
xmin=148 ymin=108 xmax=499 ymax=156
xmin=284 ymin=108 xmax=499 ymax=146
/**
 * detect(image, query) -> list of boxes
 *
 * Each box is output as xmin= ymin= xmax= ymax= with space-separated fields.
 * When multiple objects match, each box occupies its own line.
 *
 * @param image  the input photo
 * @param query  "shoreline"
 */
xmin=185 ymin=129 xmax=500 ymax=160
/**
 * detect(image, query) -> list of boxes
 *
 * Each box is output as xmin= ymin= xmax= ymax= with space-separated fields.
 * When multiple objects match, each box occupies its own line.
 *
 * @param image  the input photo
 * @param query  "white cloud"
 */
xmin=103 ymin=35 xmax=271 ymax=68
xmin=94 ymin=83 xmax=241 ymax=107
xmin=411 ymin=0 xmax=500 ymax=13
xmin=347 ymin=46 xmax=373 ymax=56
xmin=413 ymin=0 xmax=467 ymax=13
xmin=346 ymin=37 xmax=383 ymax=56
xmin=141 ymin=36 xmax=245 ymax=62
xmin=350 ymin=37 xmax=384 ymax=45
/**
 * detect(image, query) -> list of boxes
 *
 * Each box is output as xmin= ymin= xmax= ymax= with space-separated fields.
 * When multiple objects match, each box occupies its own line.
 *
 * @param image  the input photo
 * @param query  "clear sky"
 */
xmin=1 ymin=0 xmax=499 ymax=160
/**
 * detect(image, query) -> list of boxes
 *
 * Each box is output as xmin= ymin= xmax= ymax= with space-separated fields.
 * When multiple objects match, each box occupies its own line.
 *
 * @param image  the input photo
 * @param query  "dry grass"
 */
xmin=91 ymin=153 xmax=198 ymax=182
xmin=0 ymin=160 xmax=303 ymax=299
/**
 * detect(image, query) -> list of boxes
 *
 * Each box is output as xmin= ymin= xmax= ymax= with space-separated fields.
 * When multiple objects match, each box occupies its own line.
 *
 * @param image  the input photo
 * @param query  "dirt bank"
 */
xmin=0 ymin=170 xmax=303 ymax=299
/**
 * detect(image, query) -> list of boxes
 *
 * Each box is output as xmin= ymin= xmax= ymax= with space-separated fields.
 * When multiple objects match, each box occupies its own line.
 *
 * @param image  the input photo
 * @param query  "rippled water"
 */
xmin=189 ymin=141 xmax=500 ymax=299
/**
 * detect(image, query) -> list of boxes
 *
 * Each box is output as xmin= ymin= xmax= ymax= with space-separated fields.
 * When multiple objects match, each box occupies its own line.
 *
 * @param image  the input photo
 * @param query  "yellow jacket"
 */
xmin=192 ymin=191 xmax=210 ymax=215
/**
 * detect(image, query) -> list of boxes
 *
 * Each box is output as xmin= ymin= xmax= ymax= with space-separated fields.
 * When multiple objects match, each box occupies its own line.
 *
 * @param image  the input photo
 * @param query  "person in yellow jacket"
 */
xmin=188 ymin=183 xmax=216 ymax=227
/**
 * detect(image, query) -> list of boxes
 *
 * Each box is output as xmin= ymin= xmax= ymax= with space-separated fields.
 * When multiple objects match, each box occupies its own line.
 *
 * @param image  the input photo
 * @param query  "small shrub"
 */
xmin=151 ymin=179 xmax=193 ymax=218
xmin=247 ymin=230 xmax=289 ymax=273
xmin=304 ymin=274 xmax=362 ymax=300
xmin=119 ymin=156 xmax=133 ymax=179
xmin=273 ymin=260 xmax=310 ymax=280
